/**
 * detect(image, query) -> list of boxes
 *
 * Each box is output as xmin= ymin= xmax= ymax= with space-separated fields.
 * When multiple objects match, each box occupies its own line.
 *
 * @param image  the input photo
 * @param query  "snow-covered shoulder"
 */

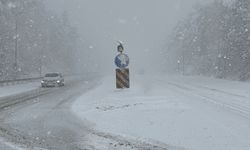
xmin=72 ymin=74 xmax=250 ymax=150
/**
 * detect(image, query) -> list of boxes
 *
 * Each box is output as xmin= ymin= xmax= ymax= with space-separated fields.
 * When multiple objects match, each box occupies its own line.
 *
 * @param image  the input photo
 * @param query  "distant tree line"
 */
xmin=166 ymin=0 xmax=250 ymax=81
xmin=0 ymin=0 xmax=80 ymax=80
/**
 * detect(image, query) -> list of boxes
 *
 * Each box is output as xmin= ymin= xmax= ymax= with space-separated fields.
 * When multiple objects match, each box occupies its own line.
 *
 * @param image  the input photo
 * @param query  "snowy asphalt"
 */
xmin=0 ymin=77 xmax=94 ymax=150
xmin=2 ymin=75 xmax=249 ymax=150
xmin=0 ymin=77 xmax=172 ymax=150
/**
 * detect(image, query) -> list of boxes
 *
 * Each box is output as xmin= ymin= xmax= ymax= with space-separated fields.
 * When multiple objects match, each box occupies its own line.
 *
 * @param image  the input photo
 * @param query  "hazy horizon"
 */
xmin=44 ymin=0 xmax=214 ymax=74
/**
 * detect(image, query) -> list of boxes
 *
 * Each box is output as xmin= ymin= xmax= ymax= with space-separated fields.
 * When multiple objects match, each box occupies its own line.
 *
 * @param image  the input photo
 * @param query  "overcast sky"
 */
xmin=44 ymin=0 xmax=214 ymax=74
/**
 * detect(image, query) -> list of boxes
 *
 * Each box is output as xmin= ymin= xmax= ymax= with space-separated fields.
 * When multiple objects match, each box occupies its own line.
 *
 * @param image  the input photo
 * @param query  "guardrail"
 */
xmin=0 ymin=72 xmax=97 ymax=87
xmin=0 ymin=77 xmax=42 ymax=87
xmin=0 ymin=74 xmax=88 ymax=110
xmin=0 ymin=88 xmax=49 ymax=110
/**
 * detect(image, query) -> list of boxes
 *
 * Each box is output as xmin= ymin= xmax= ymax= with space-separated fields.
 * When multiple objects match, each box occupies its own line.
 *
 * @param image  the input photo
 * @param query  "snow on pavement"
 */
xmin=72 ymin=74 xmax=250 ymax=150
xmin=0 ymin=81 xmax=40 ymax=149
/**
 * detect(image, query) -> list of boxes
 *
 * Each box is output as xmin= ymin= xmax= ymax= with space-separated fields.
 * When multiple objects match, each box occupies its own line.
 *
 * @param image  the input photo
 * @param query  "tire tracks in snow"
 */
xmin=0 ymin=78 xmax=179 ymax=150
xmin=158 ymin=79 xmax=250 ymax=120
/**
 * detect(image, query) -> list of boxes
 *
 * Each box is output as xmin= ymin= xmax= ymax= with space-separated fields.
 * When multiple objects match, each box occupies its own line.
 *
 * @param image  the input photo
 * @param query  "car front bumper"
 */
xmin=41 ymin=80 xmax=63 ymax=87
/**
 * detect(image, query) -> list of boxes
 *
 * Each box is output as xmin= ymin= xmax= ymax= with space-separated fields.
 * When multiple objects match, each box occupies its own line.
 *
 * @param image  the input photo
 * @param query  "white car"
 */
xmin=41 ymin=73 xmax=65 ymax=87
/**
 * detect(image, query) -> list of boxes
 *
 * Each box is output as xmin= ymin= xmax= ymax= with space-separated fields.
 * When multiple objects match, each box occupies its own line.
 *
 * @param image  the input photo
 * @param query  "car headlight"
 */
xmin=41 ymin=80 xmax=45 ymax=83
xmin=57 ymin=80 xmax=60 ymax=83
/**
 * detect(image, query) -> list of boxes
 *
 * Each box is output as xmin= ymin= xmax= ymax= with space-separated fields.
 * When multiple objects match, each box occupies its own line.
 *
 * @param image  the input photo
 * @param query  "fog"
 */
xmin=45 ymin=0 xmax=213 ymax=75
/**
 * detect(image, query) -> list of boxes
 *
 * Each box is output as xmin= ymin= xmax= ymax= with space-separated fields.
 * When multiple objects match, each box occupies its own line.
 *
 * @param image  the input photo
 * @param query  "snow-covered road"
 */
xmin=0 ymin=75 xmax=171 ymax=150
xmin=1 ymin=74 xmax=249 ymax=150
xmin=0 ymin=77 xmax=96 ymax=150
xmin=73 ymin=74 xmax=250 ymax=150
xmin=0 ymin=81 xmax=41 ymax=150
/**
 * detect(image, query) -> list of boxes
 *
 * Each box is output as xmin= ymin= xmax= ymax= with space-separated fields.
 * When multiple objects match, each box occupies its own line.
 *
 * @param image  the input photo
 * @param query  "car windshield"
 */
xmin=1 ymin=0 xmax=250 ymax=150
xmin=45 ymin=73 xmax=59 ymax=77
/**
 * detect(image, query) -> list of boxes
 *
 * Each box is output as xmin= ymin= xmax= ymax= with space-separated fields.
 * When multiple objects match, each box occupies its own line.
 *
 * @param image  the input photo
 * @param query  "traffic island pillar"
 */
xmin=116 ymin=68 xmax=130 ymax=89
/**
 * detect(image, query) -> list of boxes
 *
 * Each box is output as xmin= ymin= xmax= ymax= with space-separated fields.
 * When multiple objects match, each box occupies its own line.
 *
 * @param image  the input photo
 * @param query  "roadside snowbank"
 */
xmin=0 ymin=82 xmax=40 ymax=98
xmin=72 ymin=74 xmax=250 ymax=150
